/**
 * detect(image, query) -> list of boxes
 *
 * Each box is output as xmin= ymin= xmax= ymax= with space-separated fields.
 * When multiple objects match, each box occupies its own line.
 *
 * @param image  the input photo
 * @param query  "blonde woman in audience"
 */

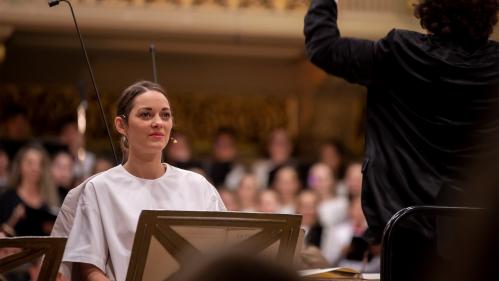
xmin=272 ymin=166 xmax=301 ymax=214
xmin=236 ymin=173 xmax=260 ymax=212
xmin=0 ymin=143 xmax=58 ymax=236
xmin=307 ymin=163 xmax=348 ymax=228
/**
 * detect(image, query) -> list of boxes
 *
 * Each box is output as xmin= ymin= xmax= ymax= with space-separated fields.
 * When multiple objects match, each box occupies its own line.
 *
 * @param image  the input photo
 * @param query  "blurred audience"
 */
xmin=235 ymin=174 xmax=260 ymax=212
xmin=296 ymin=191 xmax=323 ymax=248
xmin=92 ymin=156 xmax=114 ymax=174
xmin=165 ymin=132 xmax=202 ymax=171
xmin=252 ymin=128 xmax=296 ymax=188
xmin=58 ymin=122 xmax=96 ymax=182
xmin=272 ymin=166 xmax=301 ymax=214
xmin=204 ymin=128 xmax=245 ymax=189
xmin=218 ymin=188 xmax=240 ymax=211
xmin=321 ymin=196 xmax=378 ymax=271
xmin=51 ymin=150 xmax=75 ymax=202
xmin=0 ymin=144 xmax=58 ymax=237
xmin=318 ymin=140 xmax=346 ymax=181
xmin=307 ymin=163 xmax=348 ymax=228
xmin=0 ymin=146 xmax=10 ymax=194
xmin=344 ymin=162 xmax=363 ymax=198
xmin=257 ymin=190 xmax=281 ymax=213
xmin=1 ymin=106 xmax=32 ymax=142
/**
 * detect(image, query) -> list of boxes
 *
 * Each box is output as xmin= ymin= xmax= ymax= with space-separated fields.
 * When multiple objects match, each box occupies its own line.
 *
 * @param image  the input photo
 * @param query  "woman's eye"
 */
xmin=139 ymin=112 xmax=152 ymax=118
xmin=160 ymin=112 xmax=171 ymax=120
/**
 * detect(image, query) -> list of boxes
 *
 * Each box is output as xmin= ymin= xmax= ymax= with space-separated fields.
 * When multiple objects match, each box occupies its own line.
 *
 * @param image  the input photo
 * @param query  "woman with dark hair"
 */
xmin=60 ymin=81 xmax=226 ymax=281
xmin=305 ymin=0 xmax=498 ymax=280
xmin=0 ymin=143 xmax=58 ymax=237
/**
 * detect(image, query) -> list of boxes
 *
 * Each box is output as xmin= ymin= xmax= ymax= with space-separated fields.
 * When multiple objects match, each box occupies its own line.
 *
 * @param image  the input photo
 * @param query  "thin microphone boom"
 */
xmin=149 ymin=43 xmax=158 ymax=83
xmin=49 ymin=0 xmax=119 ymax=165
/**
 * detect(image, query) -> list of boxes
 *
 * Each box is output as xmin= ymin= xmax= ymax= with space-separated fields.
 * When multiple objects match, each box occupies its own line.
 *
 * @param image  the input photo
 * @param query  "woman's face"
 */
xmin=51 ymin=152 xmax=74 ymax=186
xmin=118 ymin=90 xmax=173 ymax=156
xmin=268 ymin=129 xmax=291 ymax=163
xmin=307 ymin=163 xmax=334 ymax=195
xmin=237 ymin=175 xmax=258 ymax=204
xmin=273 ymin=167 xmax=300 ymax=199
xmin=20 ymin=149 xmax=43 ymax=185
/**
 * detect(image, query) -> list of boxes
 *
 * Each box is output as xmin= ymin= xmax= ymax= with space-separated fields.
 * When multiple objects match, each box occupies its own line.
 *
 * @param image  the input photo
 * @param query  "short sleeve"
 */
xmin=61 ymin=182 xmax=109 ymax=278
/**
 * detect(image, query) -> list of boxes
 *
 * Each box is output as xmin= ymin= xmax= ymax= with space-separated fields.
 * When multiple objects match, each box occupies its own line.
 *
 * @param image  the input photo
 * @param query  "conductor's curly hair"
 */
xmin=414 ymin=0 xmax=499 ymax=43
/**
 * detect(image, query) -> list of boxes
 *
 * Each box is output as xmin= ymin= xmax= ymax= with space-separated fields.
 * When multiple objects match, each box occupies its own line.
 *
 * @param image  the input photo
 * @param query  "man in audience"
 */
xmin=204 ymin=127 xmax=245 ymax=189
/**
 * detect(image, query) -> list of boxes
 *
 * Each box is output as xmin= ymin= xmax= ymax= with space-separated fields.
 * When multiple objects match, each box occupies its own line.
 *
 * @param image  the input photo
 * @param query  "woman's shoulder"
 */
xmin=166 ymin=164 xmax=209 ymax=183
xmin=86 ymin=165 xmax=125 ymax=184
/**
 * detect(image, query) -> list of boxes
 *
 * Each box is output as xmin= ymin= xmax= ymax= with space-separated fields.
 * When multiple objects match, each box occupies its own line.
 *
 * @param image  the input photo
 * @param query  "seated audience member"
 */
xmin=344 ymin=162 xmax=363 ymax=198
xmin=204 ymin=127 xmax=245 ymax=189
xmin=51 ymin=150 xmax=75 ymax=202
xmin=165 ymin=132 xmax=202 ymax=171
xmin=257 ymin=190 xmax=282 ymax=213
xmin=252 ymin=128 xmax=297 ymax=188
xmin=1 ymin=106 xmax=32 ymax=143
xmin=307 ymin=163 xmax=348 ymax=228
xmin=272 ymin=166 xmax=301 ymax=214
xmin=318 ymin=140 xmax=346 ymax=182
xmin=236 ymin=173 xmax=261 ymax=212
xmin=0 ymin=144 xmax=59 ymax=237
xmin=322 ymin=196 xmax=379 ymax=273
xmin=218 ymin=188 xmax=240 ymax=211
xmin=296 ymin=191 xmax=323 ymax=248
xmin=0 ymin=146 xmax=10 ymax=194
xmin=59 ymin=121 xmax=96 ymax=182
xmin=91 ymin=156 xmax=114 ymax=175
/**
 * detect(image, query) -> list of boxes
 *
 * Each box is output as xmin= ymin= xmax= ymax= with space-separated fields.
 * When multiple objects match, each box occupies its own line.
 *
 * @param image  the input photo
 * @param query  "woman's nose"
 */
xmin=151 ymin=114 xmax=163 ymax=127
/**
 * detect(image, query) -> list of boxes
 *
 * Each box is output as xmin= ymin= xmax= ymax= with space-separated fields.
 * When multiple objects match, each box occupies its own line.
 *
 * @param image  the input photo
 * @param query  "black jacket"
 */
xmin=305 ymin=0 xmax=499 ymax=243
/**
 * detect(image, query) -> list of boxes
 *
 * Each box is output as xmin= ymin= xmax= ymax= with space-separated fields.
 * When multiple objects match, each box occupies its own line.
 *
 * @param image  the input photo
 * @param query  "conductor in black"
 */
xmin=304 ymin=0 xmax=498 ymax=279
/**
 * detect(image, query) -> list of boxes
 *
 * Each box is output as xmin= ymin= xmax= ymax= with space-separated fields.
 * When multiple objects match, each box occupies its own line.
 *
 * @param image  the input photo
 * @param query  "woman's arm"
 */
xmin=75 ymin=263 xmax=109 ymax=281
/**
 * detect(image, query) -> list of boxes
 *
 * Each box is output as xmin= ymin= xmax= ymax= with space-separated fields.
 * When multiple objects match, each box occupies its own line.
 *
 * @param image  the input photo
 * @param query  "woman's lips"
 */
xmin=149 ymin=133 xmax=164 ymax=139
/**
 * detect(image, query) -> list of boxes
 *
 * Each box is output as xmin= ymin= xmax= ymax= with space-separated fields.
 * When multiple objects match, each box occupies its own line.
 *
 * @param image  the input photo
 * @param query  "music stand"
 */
xmin=125 ymin=210 xmax=302 ymax=281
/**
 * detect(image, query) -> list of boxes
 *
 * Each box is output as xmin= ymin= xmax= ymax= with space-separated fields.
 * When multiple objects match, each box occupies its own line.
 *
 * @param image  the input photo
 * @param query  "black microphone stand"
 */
xmin=149 ymin=44 xmax=158 ymax=83
xmin=49 ymin=0 xmax=119 ymax=165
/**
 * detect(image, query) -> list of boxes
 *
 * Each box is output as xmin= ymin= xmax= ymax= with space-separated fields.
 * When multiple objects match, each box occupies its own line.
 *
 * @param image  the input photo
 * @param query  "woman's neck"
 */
xmin=124 ymin=152 xmax=165 ymax=179
xmin=18 ymin=180 xmax=40 ymax=193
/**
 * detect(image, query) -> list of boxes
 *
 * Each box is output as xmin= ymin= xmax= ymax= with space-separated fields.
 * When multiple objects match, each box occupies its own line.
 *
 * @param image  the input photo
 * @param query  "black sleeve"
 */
xmin=304 ymin=0 xmax=390 ymax=86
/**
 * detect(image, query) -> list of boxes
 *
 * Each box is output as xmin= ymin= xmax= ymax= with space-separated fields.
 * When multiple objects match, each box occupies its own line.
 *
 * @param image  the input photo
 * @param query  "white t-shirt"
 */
xmin=61 ymin=164 xmax=226 ymax=281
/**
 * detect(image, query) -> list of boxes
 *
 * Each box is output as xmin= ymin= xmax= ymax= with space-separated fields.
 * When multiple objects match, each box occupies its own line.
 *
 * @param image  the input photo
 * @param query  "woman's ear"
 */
xmin=115 ymin=116 xmax=126 ymax=136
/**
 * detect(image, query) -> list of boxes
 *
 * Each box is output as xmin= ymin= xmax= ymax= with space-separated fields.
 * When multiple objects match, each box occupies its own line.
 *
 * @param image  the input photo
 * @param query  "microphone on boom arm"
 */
xmin=48 ymin=0 xmax=119 ymax=165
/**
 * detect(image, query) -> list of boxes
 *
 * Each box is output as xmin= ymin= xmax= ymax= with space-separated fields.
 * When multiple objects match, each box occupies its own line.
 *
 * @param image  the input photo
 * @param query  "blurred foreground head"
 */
xmin=170 ymin=253 xmax=301 ymax=281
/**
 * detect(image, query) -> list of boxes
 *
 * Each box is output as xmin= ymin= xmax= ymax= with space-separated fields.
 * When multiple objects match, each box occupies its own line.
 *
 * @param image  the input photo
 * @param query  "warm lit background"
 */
xmin=0 ymin=0 xmax=497 ymax=159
